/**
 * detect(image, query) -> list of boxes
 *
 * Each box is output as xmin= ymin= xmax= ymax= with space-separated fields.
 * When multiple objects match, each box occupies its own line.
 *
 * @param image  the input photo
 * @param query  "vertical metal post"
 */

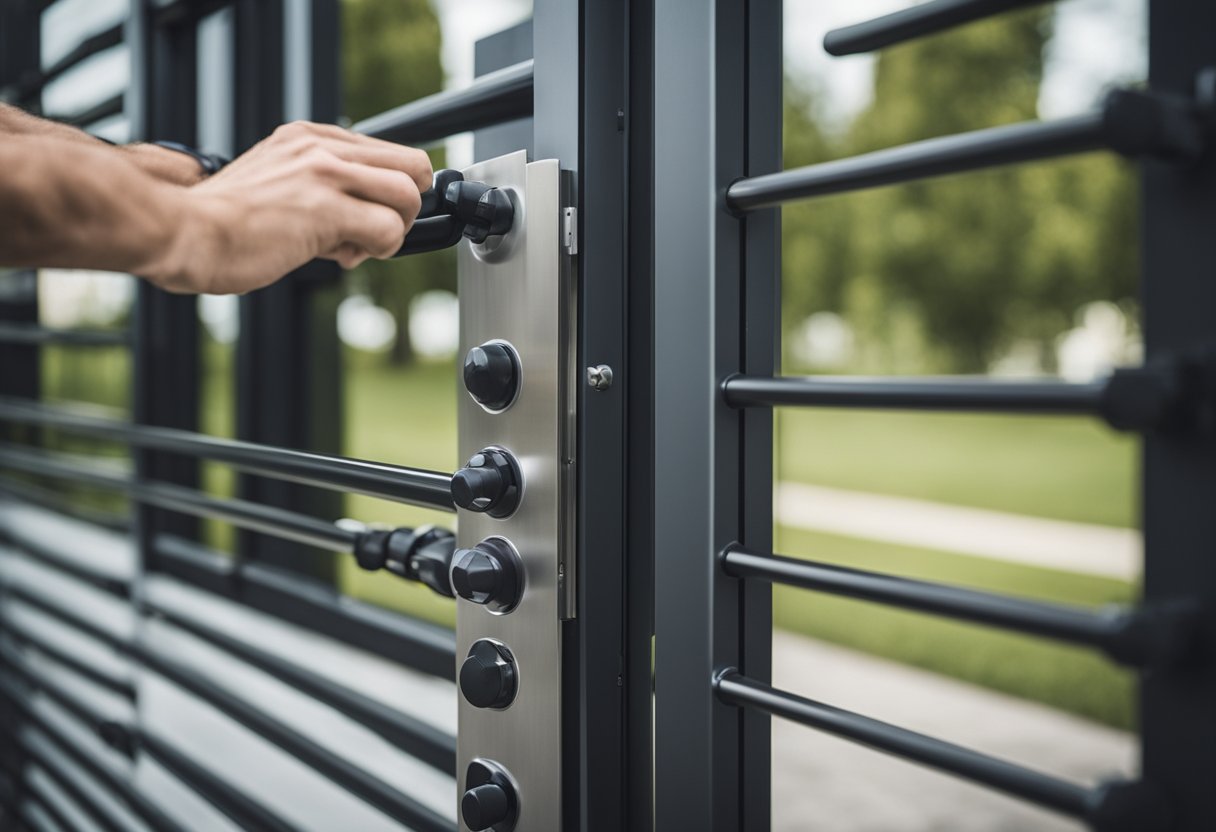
xmin=131 ymin=1 xmax=203 ymax=565
xmin=652 ymin=1 xmax=776 ymax=829
xmin=233 ymin=0 xmax=343 ymax=580
xmin=1140 ymin=1 xmax=1216 ymax=828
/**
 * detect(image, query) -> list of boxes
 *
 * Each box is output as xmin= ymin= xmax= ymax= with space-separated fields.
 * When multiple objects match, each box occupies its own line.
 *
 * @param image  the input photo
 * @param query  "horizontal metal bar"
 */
xmin=716 ymin=671 xmax=1090 ymax=817
xmin=723 ymin=373 xmax=1106 ymax=413
xmin=0 ymin=477 xmax=131 ymax=533
xmin=0 ymin=397 xmax=454 ymax=510
xmin=0 ymin=443 xmax=354 ymax=552
xmin=823 ymin=0 xmax=1049 ymax=56
xmin=9 ymin=734 xmax=123 ymax=832
xmin=352 ymin=59 xmax=533 ymax=146
xmin=153 ymin=535 xmax=457 ymax=680
xmin=726 ymin=89 xmax=1206 ymax=211
xmin=0 ymin=324 xmax=129 ymax=348
xmin=61 ymin=94 xmax=124 ymax=129
xmin=148 ymin=604 xmax=456 ymax=773
xmin=0 ymin=676 xmax=178 ymax=832
xmin=136 ymin=732 xmax=302 ymax=832
xmin=721 ymin=546 xmax=1185 ymax=667
xmin=1 ymin=623 xmax=134 ymax=700
xmin=133 ymin=642 xmax=451 ymax=832
xmin=2 ymin=23 xmax=126 ymax=102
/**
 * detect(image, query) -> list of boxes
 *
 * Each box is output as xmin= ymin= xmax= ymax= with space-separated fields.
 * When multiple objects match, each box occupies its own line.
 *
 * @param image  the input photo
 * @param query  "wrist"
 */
xmin=135 ymin=185 xmax=213 ymax=293
xmin=122 ymin=143 xmax=208 ymax=186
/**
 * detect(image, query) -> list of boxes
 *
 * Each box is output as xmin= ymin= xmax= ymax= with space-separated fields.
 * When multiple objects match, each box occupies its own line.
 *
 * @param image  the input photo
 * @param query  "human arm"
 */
xmin=0 ymin=101 xmax=209 ymax=185
xmin=0 ymin=120 xmax=432 ymax=294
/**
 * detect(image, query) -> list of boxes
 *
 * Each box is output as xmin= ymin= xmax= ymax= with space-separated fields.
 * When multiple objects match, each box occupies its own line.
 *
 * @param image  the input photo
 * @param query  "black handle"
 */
xmin=394 ymin=168 xmax=515 ymax=256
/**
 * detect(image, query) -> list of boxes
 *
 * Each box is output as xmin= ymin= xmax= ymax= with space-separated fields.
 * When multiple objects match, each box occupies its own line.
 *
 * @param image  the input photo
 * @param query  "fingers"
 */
xmin=327 ymin=194 xmax=408 ymax=260
xmin=272 ymin=120 xmax=433 ymax=192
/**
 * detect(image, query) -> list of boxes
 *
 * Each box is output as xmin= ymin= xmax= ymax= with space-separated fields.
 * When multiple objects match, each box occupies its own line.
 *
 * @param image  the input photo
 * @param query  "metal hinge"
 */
xmin=562 ymin=206 xmax=578 ymax=256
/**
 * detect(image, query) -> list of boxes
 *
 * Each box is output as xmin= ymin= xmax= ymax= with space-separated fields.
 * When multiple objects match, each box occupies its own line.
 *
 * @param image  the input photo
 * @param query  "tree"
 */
xmin=342 ymin=0 xmax=451 ymax=364
xmin=780 ymin=8 xmax=1139 ymax=373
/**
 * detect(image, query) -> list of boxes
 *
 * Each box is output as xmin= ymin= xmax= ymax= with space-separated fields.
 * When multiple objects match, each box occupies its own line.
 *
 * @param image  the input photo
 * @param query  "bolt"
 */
xmin=587 ymin=364 xmax=613 ymax=391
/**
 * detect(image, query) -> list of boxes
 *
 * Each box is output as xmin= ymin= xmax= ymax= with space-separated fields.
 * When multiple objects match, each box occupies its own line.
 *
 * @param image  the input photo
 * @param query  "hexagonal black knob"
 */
xmin=460 ymin=640 xmax=517 ymax=709
xmin=464 ymin=343 xmax=519 ymax=411
xmin=451 ymin=448 xmax=520 ymax=518
xmin=463 ymin=759 xmax=518 ymax=832
xmin=450 ymin=537 xmax=523 ymax=613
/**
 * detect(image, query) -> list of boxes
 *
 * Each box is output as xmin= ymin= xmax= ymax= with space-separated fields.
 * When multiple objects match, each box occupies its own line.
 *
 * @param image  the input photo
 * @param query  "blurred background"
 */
xmin=26 ymin=0 xmax=1146 ymax=828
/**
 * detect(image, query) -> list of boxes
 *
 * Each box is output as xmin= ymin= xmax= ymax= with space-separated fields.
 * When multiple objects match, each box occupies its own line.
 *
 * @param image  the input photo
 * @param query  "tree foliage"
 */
xmin=781 ymin=9 xmax=1138 ymax=373
xmin=342 ymin=0 xmax=451 ymax=364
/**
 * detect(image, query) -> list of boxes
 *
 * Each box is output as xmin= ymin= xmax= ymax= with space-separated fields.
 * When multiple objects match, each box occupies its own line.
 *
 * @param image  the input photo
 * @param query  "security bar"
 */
xmin=0 ymin=396 xmax=455 ymax=510
xmin=823 ymin=0 xmax=1052 ymax=57
xmin=0 ymin=23 xmax=124 ymax=104
xmin=352 ymin=59 xmax=534 ymax=146
xmin=726 ymin=88 xmax=1207 ymax=211
xmin=722 ymin=362 xmax=1184 ymax=432
xmin=721 ymin=546 xmax=1191 ymax=667
xmin=715 ymin=671 xmax=1168 ymax=832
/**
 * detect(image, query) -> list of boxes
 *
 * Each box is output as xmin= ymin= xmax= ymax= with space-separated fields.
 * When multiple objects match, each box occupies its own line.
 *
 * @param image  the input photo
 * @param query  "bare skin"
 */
xmin=0 ymin=104 xmax=432 ymax=294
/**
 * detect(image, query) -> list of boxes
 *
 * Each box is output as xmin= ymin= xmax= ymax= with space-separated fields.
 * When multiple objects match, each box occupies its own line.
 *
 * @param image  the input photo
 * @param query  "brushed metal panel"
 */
xmin=456 ymin=150 xmax=572 ymax=831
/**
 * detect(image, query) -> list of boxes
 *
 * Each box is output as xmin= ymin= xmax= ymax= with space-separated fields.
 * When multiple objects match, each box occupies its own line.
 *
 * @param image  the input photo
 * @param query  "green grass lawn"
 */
xmin=777 ymin=407 xmax=1138 ymax=528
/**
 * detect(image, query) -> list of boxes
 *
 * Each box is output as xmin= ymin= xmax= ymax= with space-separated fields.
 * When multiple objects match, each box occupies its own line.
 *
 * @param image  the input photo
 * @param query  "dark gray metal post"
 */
xmin=1140 ymin=1 xmax=1216 ymax=828
xmin=652 ymin=1 xmax=778 ymax=828
xmin=131 ymin=2 xmax=203 ymax=560
xmin=233 ymin=0 xmax=343 ymax=580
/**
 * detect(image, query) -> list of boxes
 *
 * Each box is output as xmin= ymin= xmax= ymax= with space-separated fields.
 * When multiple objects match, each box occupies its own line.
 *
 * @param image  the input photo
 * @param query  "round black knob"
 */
xmin=463 ymin=759 xmax=518 ymax=832
xmin=451 ymin=537 xmax=523 ymax=613
xmin=464 ymin=343 xmax=519 ymax=411
xmin=451 ymin=448 xmax=520 ymax=518
xmin=460 ymin=640 xmax=516 ymax=709
xmin=462 ymin=784 xmax=510 ymax=831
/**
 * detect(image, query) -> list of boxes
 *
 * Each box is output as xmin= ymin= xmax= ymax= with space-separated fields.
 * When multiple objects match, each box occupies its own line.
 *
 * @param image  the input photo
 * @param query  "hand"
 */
xmin=147 ymin=121 xmax=433 ymax=294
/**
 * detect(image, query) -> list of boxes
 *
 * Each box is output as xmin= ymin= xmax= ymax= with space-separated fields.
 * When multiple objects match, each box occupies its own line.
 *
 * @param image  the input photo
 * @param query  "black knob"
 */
xmin=463 ymin=759 xmax=518 ymax=832
xmin=464 ymin=343 xmax=519 ymax=411
xmin=451 ymin=448 xmax=521 ymax=518
xmin=444 ymin=181 xmax=515 ymax=244
xmin=451 ymin=537 xmax=523 ymax=613
xmin=462 ymin=785 xmax=510 ymax=831
xmin=460 ymin=640 xmax=516 ymax=709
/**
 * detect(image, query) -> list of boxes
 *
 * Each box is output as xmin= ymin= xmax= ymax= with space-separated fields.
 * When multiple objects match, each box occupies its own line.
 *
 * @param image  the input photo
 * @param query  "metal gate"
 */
xmin=2 ymin=0 xmax=1215 ymax=830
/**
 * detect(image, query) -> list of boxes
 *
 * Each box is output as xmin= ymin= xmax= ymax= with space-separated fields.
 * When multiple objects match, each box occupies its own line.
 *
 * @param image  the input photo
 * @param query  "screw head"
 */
xmin=586 ymin=364 xmax=613 ymax=391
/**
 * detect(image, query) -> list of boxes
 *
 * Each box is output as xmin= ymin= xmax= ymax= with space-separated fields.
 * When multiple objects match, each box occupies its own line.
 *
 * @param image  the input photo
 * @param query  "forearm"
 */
xmin=0 ymin=135 xmax=189 ymax=285
xmin=0 ymin=103 xmax=203 ymax=185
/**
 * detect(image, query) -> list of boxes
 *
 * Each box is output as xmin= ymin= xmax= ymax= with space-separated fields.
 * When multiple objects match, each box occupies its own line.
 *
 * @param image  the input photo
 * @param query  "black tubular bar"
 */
xmin=9 ymin=736 xmax=124 ymax=832
xmin=4 ymin=23 xmax=126 ymax=102
xmin=0 ymin=622 xmax=134 ymax=700
xmin=721 ymin=546 xmax=1186 ymax=667
xmin=351 ymin=58 xmax=534 ymax=146
xmin=0 ymin=505 xmax=131 ymax=596
xmin=9 ymin=772 xmax=74 ymax=832
xmin=0 ymin=442 xmax=355 ymax=552
xmin=132 ymin=644 xmax=451 ymax=832
xmin=135 ymin=731 xmax=303 ymax=832
xmin=725 ymin=88 xmax=1206 ymax=211
xmin=0 ymin=396 xmax=455 ymax=510
xmin=714 ymin=672 xmax=1166 ymax=829
xmin=0 ymin=324 xmax=129 ymax=348
xmin=721 ymin=364 xmax=1183 ymax=432
xmin=147 ymin=604 xmax=457 ymax=774
xmin=1 ymin=593 xmax=449 ymax=831
xmin=153 ymin=535 xmax=457 ymax=680
xmin=823 ymin=0 xmax=1050 ymax=57
xmin=0 ymin=679 xmax=178 ymax=832
xmin=0 ymin=477 xmax=131 ymax=533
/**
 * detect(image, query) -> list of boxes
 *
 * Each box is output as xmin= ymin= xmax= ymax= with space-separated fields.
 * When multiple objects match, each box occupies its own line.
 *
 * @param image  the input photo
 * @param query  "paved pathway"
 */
xmin=774 ymin=482 xmax=1139 ymax=581
xmin=771 ymin=631 xmax=1135 ymax=832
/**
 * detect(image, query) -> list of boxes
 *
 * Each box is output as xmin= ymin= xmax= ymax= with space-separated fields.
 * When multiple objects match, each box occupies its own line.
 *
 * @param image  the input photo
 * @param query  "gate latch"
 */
xmin=394 ymin=169 xmax=516 ymax=256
